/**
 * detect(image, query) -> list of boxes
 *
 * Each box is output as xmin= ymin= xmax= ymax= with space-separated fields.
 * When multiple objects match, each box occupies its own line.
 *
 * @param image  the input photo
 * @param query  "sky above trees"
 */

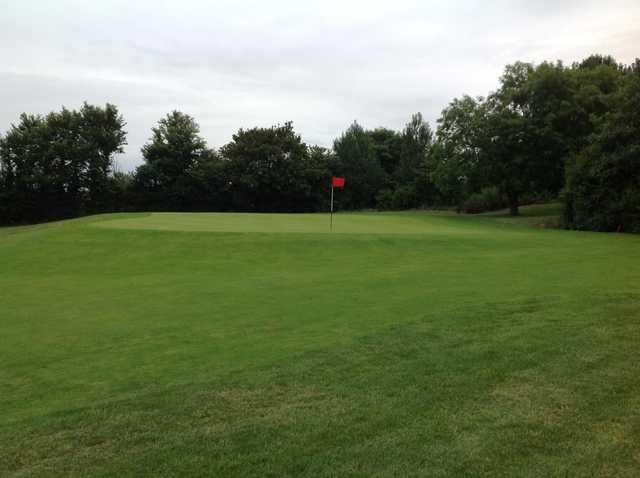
xmin=1 ymin=0 xmax=638 ymax=170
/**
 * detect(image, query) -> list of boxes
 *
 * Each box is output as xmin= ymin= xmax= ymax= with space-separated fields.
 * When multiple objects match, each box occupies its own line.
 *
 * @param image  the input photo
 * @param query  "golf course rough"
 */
xmin=2 ymin=206 xmax=640 ymax=477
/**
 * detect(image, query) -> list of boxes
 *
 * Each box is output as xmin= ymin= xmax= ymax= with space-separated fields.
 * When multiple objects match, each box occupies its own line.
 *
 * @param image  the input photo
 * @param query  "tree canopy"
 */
xmin=0 ymin=103 xmax=126 ymax=223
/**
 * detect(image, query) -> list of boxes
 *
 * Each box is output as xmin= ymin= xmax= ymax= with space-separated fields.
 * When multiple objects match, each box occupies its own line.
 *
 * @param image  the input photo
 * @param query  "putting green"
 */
xmin=94 ymin=211 xmax=494 ymax=235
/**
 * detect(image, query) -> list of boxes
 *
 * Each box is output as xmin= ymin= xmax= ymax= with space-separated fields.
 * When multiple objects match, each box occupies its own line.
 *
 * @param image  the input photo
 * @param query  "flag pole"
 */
xmin=330 ymin=184 xmax=334 ymax=232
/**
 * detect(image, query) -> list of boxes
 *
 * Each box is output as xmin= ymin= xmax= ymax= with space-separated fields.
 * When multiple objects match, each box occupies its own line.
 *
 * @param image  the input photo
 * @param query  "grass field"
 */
xmin=2 ymin=206 xmax=640 ymax=477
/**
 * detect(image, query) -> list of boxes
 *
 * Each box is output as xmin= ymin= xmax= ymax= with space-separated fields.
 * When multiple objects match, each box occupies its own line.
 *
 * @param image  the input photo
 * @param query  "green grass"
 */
xmin=2 ymin=206 xmax=640 ymax=477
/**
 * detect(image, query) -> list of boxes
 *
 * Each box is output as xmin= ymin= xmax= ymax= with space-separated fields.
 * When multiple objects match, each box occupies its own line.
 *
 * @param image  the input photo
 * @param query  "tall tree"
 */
xmin=399 ymin=112 xmax=432 ymax=184
xmin=221 ymin=122 xmax=318 ymax=212
xmin=367 ymin=128 xmax=402 ymax=178
xmin=0 ymin=114 xmax=51 ymax=222
xmin=78 ymin=103 xmax=127 ymax=211
xmin=481 ymin=62 xmax=574 ymax=215
xmin=333 ymin=121 xmax=385 ymax=210
xmin=430 ymin=96 xmax=487 ymax=209
xmin=139 ymin=111 xmax=207 ymax=185
xmin=564 ymin=70 xmax=640 ymax=231
xmin=400 ymin=112 xmax=434 ymax=206
xmin=135 ymin=111 xmax=209 ymax=210
xmin=0 ymin=103 xmax=126 ymax=224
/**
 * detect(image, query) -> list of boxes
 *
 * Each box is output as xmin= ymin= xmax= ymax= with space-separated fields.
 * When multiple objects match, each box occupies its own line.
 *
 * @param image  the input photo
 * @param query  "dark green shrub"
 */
xmin=376 ymin=185 xmax=419 ymax=210
xmin=564 ymin=147 xmax=640 ymax=232
xmin=461 ymin=187 xmax=505 ymax=213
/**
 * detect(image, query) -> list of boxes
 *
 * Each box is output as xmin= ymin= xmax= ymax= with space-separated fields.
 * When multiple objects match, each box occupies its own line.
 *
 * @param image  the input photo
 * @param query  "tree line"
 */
xmin=1 ymin=54 xmax=639 ymax=231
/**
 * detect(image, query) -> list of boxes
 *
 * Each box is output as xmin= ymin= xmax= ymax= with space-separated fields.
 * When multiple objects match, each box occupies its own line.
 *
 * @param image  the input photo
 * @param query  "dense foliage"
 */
xmin=429 ymin=55 xmax=640 ymax=223
xmin=1 ymin=54 xmax=639 ymax=231
xmin=0 ymin=103 xmax=126 ymax=223
xmin=564 ymin=70 xmax=640 ymax=232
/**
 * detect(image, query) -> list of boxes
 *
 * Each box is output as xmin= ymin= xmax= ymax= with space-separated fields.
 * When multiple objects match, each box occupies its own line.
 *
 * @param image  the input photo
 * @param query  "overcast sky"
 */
xmin=1 ymin=0 xmax=638 ymax=170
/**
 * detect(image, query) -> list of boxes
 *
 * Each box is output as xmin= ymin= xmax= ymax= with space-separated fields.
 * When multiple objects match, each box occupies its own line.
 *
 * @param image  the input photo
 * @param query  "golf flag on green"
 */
xmin=330 ymin=177 xmax=345 ymax=231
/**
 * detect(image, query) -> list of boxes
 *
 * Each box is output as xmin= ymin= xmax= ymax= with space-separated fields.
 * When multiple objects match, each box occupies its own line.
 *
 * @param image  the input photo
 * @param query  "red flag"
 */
xmin=332 ymin=176 xmax=345 ymax=188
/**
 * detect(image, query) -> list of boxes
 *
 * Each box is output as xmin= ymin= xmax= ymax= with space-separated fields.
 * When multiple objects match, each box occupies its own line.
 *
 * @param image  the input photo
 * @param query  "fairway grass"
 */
xmin=2 ymin=207 xmax=640 ymax=476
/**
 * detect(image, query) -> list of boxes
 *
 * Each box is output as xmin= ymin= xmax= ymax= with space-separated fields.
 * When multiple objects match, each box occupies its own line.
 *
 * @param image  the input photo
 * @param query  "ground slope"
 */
xmin=1 ymin=207 xmax=639 ymax=477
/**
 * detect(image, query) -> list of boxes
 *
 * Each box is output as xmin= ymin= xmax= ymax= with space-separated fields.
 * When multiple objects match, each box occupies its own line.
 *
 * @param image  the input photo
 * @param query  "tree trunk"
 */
xmin=508 ymin=193 xmax=519 ymax=216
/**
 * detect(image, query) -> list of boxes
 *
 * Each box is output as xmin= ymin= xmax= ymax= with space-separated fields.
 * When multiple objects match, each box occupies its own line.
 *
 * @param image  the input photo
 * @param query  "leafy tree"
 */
xmin=429 ymin=96 xmax=487 ymax=209
xmin=399 ymin=112 xmax=432 ymax=184
xmin=0 ymin=114 xmax=51 ymax=222
xmin=140 ymin=111 xmax=207 ymax=183
xmin=400 ymin=112 xmax=434 ymax=206
xmin=576 ymin=54 xmax=620 ymax=71
xmin=221 ymin=122 xmax=320 ymax=212
xmin=367 ymin=128 xmax=402 ymax=178
xmin=304 ymin=145 xmax=334 ymax=211
xmin=135 ymin=111 xmax=209 ymax=210
xmin=485 ymin=62 xmax=547 ymax=215
xmin=428 ymin=56 xmax=634 ymax=219
xmin=522 ymin=61 xmax=579 ymax=193
xmin=333 ymin=121 xmax=385 ymax=209
xmin=186 ymin=150 xmax=233 ymax=212
xmin=104 ymin=171 xmax=135 ymax=212
xmin=480 ymin=62 xmax=578 ymax=215
xmin=482 ymin=96 xmax=531 ymax=215
xmin=78 ymin=103 xmax=127 ymax=211
xmin=564 ymin=72 xmax=640 ymax=231
xmin=0 ymin=103 xmax=125 ymax=224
